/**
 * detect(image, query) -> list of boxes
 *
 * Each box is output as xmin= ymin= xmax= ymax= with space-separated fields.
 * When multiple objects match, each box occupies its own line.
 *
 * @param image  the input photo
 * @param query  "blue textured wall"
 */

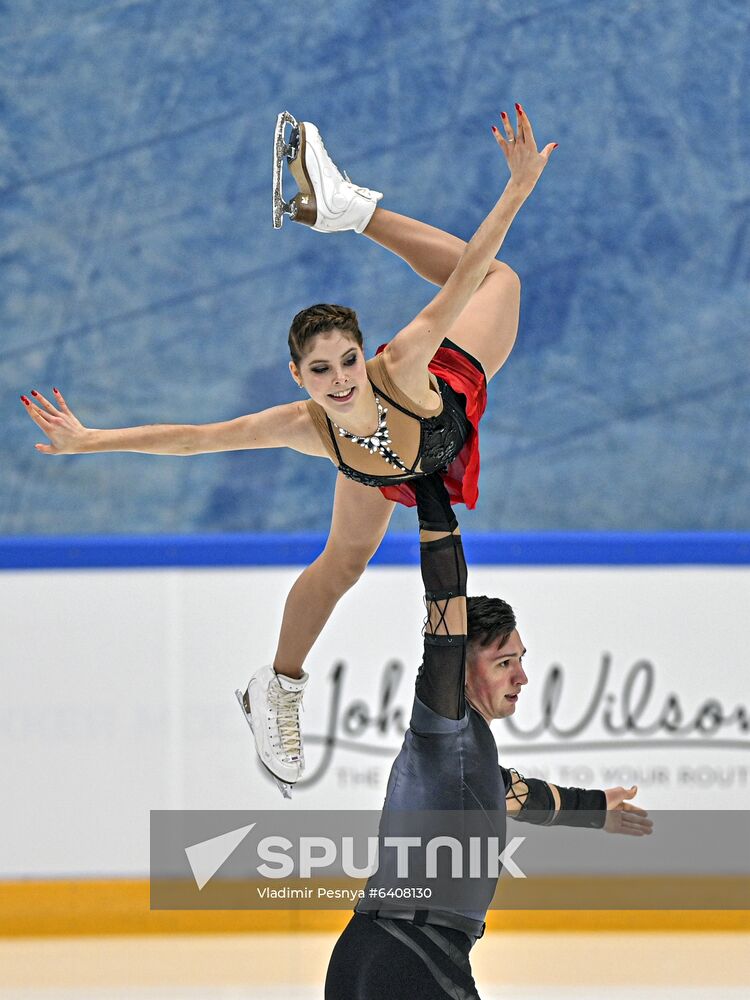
xmin=2 ymin=0 xmax=748 ymax=534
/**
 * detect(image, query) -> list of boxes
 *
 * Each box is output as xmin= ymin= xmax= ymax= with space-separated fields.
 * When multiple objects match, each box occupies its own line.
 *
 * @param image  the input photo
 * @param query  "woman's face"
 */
xmin=290 ymin=329 xmax=367 ymax=412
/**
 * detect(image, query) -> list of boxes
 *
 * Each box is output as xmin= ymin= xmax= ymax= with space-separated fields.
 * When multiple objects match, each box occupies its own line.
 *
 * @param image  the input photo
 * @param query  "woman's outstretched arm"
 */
xmin=20 ymin=388 xmax=325 ymax=457
xmin=386 ymin=103 xmax=556 ymax=379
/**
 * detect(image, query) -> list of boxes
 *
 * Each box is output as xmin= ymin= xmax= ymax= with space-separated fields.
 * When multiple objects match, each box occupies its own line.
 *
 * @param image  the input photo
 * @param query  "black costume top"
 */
xmin=306 ymin=345 xmax=470 ymax=488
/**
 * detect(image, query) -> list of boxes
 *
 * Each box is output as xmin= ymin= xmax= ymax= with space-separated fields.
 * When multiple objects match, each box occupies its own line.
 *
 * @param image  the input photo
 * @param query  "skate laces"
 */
xmin=342 ymin=168 xmax=374 ymax=199
xmin=316 ymin=134 xmax=343 ymax=179
xmin=267 ymin=682 xmax=304 ymax=762
xmin=315 ymin=133 xmax=373 ymax=202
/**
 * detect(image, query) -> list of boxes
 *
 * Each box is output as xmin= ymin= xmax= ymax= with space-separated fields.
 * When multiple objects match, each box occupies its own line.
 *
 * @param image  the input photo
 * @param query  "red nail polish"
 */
xmin=21 ymin=396 xmax=30 ymax=404
xmin=31 ymin=390 xmax=38 ymax=397
xmin=515 ymin=103 xmax=523 ymax=116
xmin=53 ymin=388 xmax=59 ymax=394
xmin=500 ymin=111 xmax=507 ymax=119
xmin=491 ymin=125 xmax=498 ymax=133
xmin=552 ymin=143 xmax=559 ymax=149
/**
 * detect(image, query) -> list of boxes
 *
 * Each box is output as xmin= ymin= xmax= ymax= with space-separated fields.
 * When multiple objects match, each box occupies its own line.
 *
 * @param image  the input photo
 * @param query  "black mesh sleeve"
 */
xmin=415 ymin=632 xmax=467 ymax=720
xmin=412 ymin=475 xmax=467 ymax=720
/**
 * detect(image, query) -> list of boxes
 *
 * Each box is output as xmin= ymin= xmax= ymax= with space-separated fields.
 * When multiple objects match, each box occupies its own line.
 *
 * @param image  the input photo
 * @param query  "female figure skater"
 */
xmin=20 ymin=104 xmax=557 ymax=794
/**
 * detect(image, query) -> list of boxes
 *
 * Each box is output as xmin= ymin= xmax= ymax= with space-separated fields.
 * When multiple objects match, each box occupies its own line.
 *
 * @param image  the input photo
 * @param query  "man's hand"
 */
xmin=603 ymin=785 xmax=653 ymax=837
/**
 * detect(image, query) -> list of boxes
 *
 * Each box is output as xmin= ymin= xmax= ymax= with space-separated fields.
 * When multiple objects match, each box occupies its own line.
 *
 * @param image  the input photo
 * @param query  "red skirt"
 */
xmin=375 ymin=341 xmax=487 ymax=510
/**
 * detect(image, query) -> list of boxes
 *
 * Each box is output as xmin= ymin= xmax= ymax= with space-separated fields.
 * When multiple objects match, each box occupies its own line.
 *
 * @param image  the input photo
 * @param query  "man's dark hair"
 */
xmin=466 ymin=595 xmax=517 ymax=651
xmin=288 ymin=303 xmax=363 ymax=364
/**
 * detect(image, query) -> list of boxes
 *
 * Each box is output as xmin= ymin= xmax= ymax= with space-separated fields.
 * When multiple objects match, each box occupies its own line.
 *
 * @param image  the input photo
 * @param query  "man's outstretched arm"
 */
xmin=501 ymin=768 xmax=652 ymax=835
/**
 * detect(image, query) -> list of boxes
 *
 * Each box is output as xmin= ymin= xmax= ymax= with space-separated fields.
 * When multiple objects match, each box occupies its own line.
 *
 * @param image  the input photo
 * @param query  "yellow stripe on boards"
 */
xmin=0 ymin=878 xmax=747 ymax=937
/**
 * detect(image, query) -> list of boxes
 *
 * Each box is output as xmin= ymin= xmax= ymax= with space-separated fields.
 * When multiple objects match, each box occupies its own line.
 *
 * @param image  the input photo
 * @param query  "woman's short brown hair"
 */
xmin=288 ymin=304 xmax=363 ymax=364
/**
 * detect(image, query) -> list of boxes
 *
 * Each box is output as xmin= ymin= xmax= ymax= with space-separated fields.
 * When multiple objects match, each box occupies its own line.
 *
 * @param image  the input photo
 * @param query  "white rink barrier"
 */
xmin=1 ymin=533 xmax=748 ymax=876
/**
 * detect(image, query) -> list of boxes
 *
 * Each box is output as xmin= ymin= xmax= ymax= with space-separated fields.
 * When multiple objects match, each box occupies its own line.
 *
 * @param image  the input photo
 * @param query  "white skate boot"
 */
xmin=235 ymin=664 xmax=308 ymax=799
xmin=273 ymin=110 xmax=383 ymax=232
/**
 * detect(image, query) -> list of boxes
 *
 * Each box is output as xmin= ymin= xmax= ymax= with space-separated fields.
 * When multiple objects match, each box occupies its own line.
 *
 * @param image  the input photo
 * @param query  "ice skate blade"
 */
xmin=234 ymin=688 xmax=294 ymax=799
xmin=273 ymin=111 xmax=305 ymax=230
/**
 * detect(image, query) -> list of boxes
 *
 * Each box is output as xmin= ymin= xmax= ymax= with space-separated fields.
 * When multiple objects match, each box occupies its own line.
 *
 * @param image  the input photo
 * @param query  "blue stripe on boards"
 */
xmin=1 ymin=533 xmax=749 ymax=570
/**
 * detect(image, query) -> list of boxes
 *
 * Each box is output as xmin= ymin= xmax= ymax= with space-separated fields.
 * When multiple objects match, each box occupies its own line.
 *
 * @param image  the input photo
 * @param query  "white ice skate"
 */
xmin=272 ymin=110 xmax=383 ymax=232
xmin=235 ymin=664 xmax=308 ymax=800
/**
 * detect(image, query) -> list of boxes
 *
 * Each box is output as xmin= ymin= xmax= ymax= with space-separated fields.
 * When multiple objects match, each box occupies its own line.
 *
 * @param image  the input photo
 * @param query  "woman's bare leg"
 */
xmin=442 ymin=267 xmax=521 ymax=380
xmin=273 ymin=473 xmax=396 ymax=678
xmin=363 ymin=207 xmax=507 ymax=288
xmin=362 ymin=208 xmax=521 ymax=379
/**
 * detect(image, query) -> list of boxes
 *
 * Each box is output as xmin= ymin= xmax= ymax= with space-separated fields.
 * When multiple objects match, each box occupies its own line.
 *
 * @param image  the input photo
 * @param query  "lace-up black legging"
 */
xmin=325 ymin=912 xmax=481 ymax=1000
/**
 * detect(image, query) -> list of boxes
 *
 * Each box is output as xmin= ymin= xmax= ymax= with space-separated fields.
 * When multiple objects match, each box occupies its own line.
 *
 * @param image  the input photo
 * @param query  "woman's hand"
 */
xmin=492 ymin=102 xmax=557 ymax=194
xmin=20 ymin=388 xmax=91 ymax=455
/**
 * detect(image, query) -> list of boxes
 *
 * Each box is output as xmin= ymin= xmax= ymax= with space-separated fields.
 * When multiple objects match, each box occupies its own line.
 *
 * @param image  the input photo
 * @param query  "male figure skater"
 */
xmin=325 ymin=473 xmax=650 ymax=999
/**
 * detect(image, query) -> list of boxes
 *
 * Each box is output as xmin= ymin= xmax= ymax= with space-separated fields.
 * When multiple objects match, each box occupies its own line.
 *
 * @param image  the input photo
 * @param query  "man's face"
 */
xmin=465 ymin=629 xmax=528 ymax=722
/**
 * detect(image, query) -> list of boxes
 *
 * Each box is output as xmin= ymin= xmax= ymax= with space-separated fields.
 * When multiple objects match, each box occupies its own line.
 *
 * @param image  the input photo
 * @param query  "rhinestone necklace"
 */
xmin=332 ymin=395 xmax=409 ymax=472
